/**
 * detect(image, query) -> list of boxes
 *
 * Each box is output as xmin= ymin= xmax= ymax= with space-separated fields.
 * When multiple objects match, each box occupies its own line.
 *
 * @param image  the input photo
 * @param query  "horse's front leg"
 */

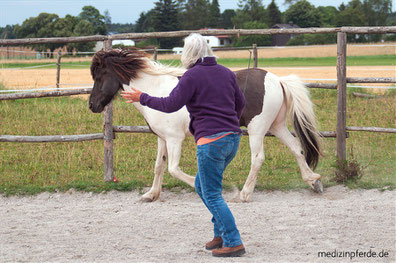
xmin=240 ymin=133 xmax=266 ymax=202
xmin=166 ymin=138 xmax=195 ymax=187
xmin=141 ymin=137 xmax=168 ymax=202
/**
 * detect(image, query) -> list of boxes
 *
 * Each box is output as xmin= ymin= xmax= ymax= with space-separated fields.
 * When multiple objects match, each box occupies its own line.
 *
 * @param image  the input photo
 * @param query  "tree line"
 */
xmin=0 ymin=0 xmax=394 ymax=53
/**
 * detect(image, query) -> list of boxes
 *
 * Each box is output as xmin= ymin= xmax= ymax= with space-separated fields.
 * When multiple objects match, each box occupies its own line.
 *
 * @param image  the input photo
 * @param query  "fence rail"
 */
xmin=1 ymin=27 xmax=395 ymax=46
xmin=2 ymin=76 xmax=395 ymax=100
xmin=0 ymin=134 xmax=103 ymax=143
xmin=1 ymin=26 xmax=395 ymax=181
xmin=0 ymin=127 xmax=340 ymax=143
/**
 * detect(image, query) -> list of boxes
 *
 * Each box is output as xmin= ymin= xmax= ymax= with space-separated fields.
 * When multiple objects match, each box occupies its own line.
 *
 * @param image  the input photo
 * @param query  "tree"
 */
xmin=284 ymin=0 xmax=322 ymax=27
xmin=220 ymin=9 xmax=236 ymax=28
xmin=335 ymin=0 xmax=366 ymax=42
xmin=108 ymin=23 xmax=135 ymax=33
xmin=208 ymin=0 xmax=221 ymax=28
xmin=362 ymin=0 xmax=392 ymax=41
xmin=71 ymin=20 xmax=96 ymax=52
xmin=234 ymin=21 xmax=271 ymax=46
xmin=181 ymin=0 xmax=211 ymax=29
xmin=317 ymin=6 xmax=338 ymax=26
xmin=104 ymin=9 xmax=112 ymax=32
xmin=363 ymin=0 xmax=392 ymax=26
xmin=79 ymin=6 xmax=106 ymax=35
xmin=153 ymin=0 xmax=182 ymax=48
xmin=283 ymin=0 xmax=298 ymax=5
xmin=339 ymin=3 xmax=346 ymax=12
xmin=0 ymin=25 xmax=16 ymax=39
xmin=232 ymin=0 xmax=267 ymax=28
xmin=13 ymin=13 xmax=63 ymax=56
xmin=135 ymin=11 xmax=156 ymax=32
xmin=267 ymin=0 xmax=282 ymax=27
xmin=335 ymin=0 xmax=366 ymax=27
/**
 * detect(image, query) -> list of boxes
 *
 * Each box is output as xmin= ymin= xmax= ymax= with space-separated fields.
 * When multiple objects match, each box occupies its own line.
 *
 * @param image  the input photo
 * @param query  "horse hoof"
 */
xmin=239 ymin=191 xmax=250 ymax=203
xmin=141 ymin=194 xmax=159 ymax=202
xmin=313 ymin=180 xmax=324 ymax=193
xmin=140 ymin=197 xmax=154 ymax=202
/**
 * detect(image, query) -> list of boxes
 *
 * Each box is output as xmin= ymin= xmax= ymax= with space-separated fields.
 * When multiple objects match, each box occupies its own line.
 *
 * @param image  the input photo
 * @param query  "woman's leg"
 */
xmin=196 ymin=134 xmax=242 ymax=247
xmin=195 ymin=172 xmax=223 ymax=238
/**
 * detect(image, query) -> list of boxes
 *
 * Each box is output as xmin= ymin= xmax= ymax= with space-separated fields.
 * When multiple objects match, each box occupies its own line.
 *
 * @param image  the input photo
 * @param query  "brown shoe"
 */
xmin=212 ymin=244 xmax=245 ymax=257
xmin=205 ymin=237 xmax=223 ymax=250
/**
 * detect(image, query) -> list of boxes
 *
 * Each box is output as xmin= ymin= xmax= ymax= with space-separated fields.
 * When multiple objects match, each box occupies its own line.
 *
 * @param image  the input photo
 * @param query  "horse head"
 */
xmin=89 ymin=49 xmax=148 ymax=113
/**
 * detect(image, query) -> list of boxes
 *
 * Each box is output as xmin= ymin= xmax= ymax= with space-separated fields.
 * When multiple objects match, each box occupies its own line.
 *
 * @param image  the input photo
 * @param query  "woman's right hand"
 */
xmin=121 ymin=88 xmax=142 ymax=103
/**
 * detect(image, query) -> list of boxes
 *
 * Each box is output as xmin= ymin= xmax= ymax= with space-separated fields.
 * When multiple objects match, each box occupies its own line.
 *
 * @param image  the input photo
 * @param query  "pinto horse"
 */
xmin=89 ymin=49 xmax=323 ymax=202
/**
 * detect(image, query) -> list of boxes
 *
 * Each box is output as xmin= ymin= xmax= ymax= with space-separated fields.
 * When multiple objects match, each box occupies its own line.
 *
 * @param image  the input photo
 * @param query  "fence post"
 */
xmin=253 ymin=44 xmax=258 ymax=68
xmin=56 ymin=50 xmax=62 ymax=89
xmin=153 ymin=47 xmax=158 ymax=61
xmin=336 ymin=32 xmax=347 ymax=162
xmin=103 ymin=39 xmax=114 ymax=182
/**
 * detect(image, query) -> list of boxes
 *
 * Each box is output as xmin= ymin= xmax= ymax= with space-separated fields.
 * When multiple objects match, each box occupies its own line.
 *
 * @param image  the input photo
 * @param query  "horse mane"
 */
xmin=91 ymin=49 xmax=186 ymax=83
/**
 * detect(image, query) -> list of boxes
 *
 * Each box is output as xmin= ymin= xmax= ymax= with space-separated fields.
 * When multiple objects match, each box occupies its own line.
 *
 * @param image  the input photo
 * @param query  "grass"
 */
xmin=159 ymin=55 xmax=396 ymax=68
xmin=0 ymin=86 xmax=395 ymax=196
xmin=0 ymin=55 xmax=395 ymax=69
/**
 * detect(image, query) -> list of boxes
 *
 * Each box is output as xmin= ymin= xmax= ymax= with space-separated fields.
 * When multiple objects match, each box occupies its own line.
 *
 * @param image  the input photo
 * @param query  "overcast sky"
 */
xmin=1 ymin=0 xmax=394 ymax=27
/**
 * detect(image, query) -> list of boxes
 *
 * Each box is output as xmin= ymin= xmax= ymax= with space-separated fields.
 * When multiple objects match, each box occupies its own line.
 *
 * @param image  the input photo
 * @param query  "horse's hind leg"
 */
xmin=270 ymin=103 xmax=321 ymax=190
xmin=141 ymin=137 xmax=167 ymax=202
xmin=166 ymin=138 xmax=195 ymax=187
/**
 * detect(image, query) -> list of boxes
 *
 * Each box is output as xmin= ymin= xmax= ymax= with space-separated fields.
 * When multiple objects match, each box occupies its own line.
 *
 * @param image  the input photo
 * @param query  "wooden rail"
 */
xmin=0 ymin=88 xmax=92 ymax=100
xmin=1 ymin=27 xmax=395 ymax=46
xmin=346 ymin=77 xmax=396 ymax=83
xmin=113 ymin=125 xmax=339 ymax=137
xmin=346 ymin=126 xmax=396 ymax=133
xmin=0 ymin=133 xmax=103 ymax=143
xmin=0 ymin=127 xmax=341 ymax=143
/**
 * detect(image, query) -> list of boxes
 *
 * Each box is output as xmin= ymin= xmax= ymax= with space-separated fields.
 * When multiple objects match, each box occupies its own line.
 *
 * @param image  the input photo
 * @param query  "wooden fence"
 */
xmin=1 ymin=27 xmax=396 ymax=181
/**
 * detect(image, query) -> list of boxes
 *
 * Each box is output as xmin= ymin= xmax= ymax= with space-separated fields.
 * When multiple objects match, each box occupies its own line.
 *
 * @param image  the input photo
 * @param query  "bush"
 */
xmin=287 ymin=33 xmax=337 ymax=46
xmin=233 ymin=21 xmax=271 ymax=47
xmin=333 ymin=148 xmax=364 ymax=184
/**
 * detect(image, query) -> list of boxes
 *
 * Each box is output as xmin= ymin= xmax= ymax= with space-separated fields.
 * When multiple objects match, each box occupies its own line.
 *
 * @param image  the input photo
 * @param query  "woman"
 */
xmin=121 ymin=33 xmax=246 ymax=257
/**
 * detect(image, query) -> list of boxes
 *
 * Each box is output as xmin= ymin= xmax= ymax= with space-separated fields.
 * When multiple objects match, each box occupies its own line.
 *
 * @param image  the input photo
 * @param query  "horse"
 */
xmin=89 ymin=49 xmax=323 ymax=202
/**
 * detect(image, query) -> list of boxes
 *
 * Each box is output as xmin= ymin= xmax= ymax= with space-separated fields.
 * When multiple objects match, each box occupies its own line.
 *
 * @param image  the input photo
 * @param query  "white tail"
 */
xmin=279 ymin=75 xmax=322 ymax=168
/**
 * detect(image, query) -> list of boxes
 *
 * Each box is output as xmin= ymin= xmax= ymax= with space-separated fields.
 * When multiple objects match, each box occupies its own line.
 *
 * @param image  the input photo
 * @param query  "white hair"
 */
xmin=181 ymin=33 xmax=214 ymax=69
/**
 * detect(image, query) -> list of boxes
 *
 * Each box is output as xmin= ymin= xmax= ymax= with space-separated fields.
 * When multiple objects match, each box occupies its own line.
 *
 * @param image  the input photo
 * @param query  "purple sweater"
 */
xmin=140 ymin=57 xmax=246 ymax=142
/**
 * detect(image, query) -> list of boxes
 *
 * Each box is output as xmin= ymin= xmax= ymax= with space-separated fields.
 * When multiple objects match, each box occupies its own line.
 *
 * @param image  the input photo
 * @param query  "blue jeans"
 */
xmin=195 ymin=133 xmax=242 ymax=247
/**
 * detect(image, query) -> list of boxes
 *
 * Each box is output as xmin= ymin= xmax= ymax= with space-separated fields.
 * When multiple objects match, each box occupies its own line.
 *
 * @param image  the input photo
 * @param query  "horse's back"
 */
xmin=235 ymin=68 xmax=267 ymax=127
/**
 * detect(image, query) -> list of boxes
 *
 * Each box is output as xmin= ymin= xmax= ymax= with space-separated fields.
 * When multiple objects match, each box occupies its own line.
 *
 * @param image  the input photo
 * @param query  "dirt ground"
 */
xmin=0 ymin=186 xmax=394 ymax=263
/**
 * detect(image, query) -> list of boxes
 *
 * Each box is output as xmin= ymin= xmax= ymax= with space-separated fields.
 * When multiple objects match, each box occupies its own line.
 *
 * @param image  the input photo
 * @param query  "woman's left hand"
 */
xmin=121 ymin=88 xmax=142 ymax=103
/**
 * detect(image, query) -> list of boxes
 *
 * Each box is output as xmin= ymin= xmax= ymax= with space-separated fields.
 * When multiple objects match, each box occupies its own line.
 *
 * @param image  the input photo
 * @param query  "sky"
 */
xmin=0 ymin=0 xmax=394 ymax=27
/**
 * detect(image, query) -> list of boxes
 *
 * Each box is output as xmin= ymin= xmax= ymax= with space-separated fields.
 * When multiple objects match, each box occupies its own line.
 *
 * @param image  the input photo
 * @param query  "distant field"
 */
xmin=0 ymin=56 xmax=394 ymax=91
xmin=160 ymin=55 xmax=396 ymax=68
xmin=1 ymin=55 xmax=395 ymax=69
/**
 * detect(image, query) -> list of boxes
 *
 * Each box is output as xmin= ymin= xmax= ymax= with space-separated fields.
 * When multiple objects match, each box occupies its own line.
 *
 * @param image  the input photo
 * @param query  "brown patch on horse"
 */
xmin=235 ymin=68 xmax=267 ymax=127
xmin=91 ymin=49 xmax=148 ymax=84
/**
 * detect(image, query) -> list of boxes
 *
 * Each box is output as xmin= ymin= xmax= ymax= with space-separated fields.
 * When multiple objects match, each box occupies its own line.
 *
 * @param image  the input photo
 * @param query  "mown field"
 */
xmin=0 ymin=53 xmax=395 ymax=195
xmin=1 ymin=55 xmax=395 ymax=69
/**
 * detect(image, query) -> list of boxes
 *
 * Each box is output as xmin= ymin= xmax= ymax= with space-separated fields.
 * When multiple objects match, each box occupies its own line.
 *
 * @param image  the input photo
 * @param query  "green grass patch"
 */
xmin=159 ymin=55 xmax=396 ymax=68
xmin=0 ymin=55 xmax=395 ymax=69
xmin=1 ymin=87 xmax=395 ymax=195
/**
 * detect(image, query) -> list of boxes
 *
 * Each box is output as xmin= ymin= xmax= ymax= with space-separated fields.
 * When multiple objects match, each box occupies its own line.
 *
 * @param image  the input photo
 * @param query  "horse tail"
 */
xmin=279 ymin=74 xmax=322 ymax=169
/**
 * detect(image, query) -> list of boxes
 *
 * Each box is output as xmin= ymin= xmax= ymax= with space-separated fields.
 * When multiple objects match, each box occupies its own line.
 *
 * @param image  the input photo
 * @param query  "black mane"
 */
xmin=91 ymin=49 xmax=148 ymax=83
